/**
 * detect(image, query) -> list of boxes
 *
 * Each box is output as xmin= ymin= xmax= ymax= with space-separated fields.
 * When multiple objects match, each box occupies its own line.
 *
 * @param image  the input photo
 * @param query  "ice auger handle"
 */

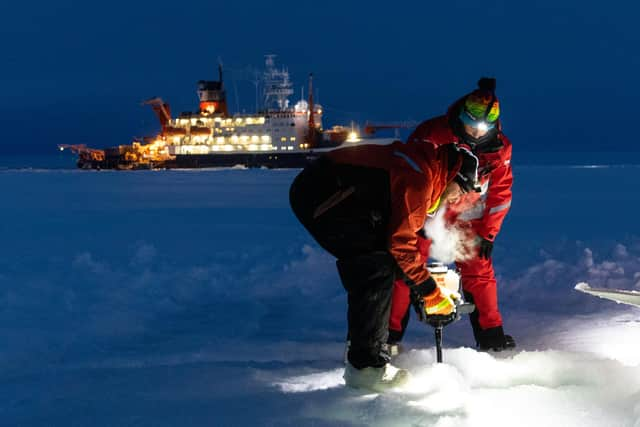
xmin=423 ymin=301 xmax=475 ymax=328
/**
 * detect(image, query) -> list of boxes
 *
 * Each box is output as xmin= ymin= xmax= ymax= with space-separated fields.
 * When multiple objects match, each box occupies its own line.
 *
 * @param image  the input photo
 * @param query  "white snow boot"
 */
xmin=343 ymin=362 xmax=410 ymax=392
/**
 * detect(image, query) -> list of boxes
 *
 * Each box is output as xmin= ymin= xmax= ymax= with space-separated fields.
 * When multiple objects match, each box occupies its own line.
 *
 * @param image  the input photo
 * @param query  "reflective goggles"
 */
xmin=459 ymin=109 xmax=496 ymax=131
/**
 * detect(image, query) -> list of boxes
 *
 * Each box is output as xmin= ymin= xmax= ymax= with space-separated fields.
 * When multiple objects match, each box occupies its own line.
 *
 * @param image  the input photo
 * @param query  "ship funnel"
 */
xmin=197 ymin=64 xmax=228 ymax=116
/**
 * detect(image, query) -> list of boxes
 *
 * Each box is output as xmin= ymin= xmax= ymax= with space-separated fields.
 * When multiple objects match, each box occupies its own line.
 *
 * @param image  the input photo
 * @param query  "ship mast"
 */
xmin=262 ymin=54 xmax=293 ymax=111
xmin=306 ymin=73 xmax=316 ymax=146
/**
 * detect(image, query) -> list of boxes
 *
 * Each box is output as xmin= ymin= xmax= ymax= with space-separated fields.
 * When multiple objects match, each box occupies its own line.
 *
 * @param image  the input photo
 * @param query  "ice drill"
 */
xmin=422 ymin=263 xmax=475 ymax=363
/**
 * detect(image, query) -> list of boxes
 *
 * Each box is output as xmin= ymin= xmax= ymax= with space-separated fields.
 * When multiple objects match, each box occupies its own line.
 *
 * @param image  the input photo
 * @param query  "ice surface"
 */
xmin=1 ymin=165 xmax=640 ymax=425
xmin=272 ymin=348 xmax=640 ymax=427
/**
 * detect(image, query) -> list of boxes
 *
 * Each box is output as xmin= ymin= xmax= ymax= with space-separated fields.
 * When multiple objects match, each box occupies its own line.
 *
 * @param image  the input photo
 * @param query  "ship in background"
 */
xmin=59 ymin=55 xmax=413 ymax=169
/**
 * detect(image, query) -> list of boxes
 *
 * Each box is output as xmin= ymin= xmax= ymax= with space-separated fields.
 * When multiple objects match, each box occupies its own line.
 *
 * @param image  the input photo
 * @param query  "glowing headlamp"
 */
xmin=460 ymin=109 xmax=496 ymax=131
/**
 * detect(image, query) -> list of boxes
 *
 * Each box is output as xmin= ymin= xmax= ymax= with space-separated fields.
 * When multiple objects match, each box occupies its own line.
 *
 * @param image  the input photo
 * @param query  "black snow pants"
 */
xmin=289 ymin=156 xmax=395 ymax=369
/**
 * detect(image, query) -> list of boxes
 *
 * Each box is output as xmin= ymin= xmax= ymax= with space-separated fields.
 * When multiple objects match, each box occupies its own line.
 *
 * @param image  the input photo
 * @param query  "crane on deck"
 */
xmin=142 ymin=97 xmax=172 ymax=134
xmin=58 ymin=144 xmax=105 ymax=163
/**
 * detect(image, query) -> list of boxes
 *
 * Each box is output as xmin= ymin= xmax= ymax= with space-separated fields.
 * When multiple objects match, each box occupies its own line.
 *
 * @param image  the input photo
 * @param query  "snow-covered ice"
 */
xmin=1 ymin=163 xmax=639 ymax=426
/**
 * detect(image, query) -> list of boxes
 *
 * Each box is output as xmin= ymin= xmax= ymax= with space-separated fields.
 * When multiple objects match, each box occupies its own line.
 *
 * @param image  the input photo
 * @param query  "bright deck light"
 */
xmin=347 ymin=131 xmax=359 ymax=142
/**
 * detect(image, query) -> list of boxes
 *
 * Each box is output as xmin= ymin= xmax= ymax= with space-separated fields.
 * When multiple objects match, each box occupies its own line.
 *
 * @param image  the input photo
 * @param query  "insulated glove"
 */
xmin=410 ymin=277 xmax=460 ymax=321
xmin=478 ymin=238 xmax=494 ymax=259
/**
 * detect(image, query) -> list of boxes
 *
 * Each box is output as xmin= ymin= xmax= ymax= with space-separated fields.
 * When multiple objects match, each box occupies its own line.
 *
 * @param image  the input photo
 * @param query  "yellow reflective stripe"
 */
xmin=427 ymin=196 xmax=442 ymax=215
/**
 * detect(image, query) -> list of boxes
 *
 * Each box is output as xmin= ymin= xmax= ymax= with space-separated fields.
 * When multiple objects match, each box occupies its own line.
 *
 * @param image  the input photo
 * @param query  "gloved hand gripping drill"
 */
xmin=410 ymin=277 xmax=461 ymax=325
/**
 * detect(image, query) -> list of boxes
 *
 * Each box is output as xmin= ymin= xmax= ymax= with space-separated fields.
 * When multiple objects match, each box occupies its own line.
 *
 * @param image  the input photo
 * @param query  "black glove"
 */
xmin=409 ymin=276 xmax=437 ymax=323
xmin=478 ymin=238 xmax=494 ymax=259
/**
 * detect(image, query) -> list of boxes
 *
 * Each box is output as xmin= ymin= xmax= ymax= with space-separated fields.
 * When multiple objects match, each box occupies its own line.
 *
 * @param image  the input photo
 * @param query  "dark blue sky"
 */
xmin=2 ymin=0 xmax=639 ymax=155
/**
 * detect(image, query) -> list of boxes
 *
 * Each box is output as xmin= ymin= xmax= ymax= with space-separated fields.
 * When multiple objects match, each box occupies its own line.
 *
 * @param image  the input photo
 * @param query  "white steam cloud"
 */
xmin=423 ymin=207 xmax=477 ymax=264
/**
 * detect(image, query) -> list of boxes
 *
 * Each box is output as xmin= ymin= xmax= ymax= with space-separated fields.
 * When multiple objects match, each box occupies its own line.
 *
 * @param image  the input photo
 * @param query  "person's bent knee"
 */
xmin=337 ymin=251 xmax=395 ymax=293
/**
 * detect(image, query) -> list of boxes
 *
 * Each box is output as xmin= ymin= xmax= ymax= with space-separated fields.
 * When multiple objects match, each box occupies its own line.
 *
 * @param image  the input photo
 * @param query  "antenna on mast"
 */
xmin=306 ymin=73 xmax=316 ymax=146
xmin=262 ymin=54 xmax=293 ymax=111
xmin=217 ymin=56 xmax=224 ymax=87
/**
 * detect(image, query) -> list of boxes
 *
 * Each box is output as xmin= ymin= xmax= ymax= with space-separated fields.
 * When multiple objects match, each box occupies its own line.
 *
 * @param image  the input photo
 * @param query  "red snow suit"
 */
xmin=388 ymin=112 xmax=513 ymax=336
xmin=326 ymin=140 xmax=461 ymax=287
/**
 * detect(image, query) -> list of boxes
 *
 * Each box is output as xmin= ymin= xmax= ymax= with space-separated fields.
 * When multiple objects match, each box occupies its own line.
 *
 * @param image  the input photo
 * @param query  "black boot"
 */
xmin=476 ymin=326 xmax=516 ymax=352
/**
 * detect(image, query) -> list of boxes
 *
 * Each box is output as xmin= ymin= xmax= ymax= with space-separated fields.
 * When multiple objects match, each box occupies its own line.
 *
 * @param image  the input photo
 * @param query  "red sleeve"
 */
xmin=417 ymin=234 xmax=432 ymax=262
xmin=388 ymin=166 xmax=432 ymax=286
xmin=475 ymin=142 xmax=513 ymax=241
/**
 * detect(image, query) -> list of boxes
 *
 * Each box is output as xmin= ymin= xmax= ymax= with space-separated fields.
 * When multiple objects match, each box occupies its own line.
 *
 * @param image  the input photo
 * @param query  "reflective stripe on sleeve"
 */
xmin=488 ymin=201 xmax=511 ymax=215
